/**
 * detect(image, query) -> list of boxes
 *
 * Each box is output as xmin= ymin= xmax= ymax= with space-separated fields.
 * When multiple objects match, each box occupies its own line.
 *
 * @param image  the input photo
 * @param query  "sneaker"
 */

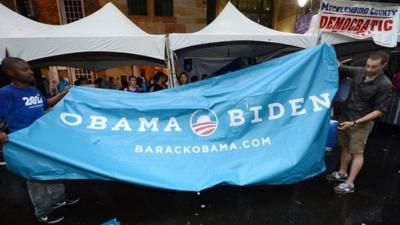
xmin=325 ymin=171 xmax=348 ymax=182
xmin=38 ymin=213 xmax=64 ymax=224
xmin=334 ymin=182 xmax=355 ymax=194
xmin=52 ymin=197 xmax=80 ymax=209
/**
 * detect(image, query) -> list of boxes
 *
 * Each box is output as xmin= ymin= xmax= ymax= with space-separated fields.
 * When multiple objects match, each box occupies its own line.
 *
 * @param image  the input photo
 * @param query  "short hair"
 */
xmin=1 ymin=57 xmax=25 ymax=74
xmin=368 ymin=51 xmax=389 ymax=65
xmin=153 ymin=71 xmax=166 ymax=82
xmin=190 ymin=75 xmax=199 ymax=82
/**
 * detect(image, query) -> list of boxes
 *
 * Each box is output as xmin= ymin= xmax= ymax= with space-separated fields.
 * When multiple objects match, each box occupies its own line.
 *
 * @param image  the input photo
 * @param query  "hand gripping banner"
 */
xmin=4 ymin=44 xmax=338 ymax=191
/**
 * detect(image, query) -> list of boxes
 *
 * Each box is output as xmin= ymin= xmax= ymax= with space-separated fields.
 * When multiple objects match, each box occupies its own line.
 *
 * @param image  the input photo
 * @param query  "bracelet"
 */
xmin=353 ymin=121 xmax=357 ymax=125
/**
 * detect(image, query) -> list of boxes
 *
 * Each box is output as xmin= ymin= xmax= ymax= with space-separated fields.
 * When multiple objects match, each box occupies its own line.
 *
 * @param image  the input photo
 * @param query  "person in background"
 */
xmin=326 ymin=51 xmax=393 ymax=194
xmin=178 ymin=72 xmax=189 ymax=85
xmin=104 ymin=77 xmax=118 ymax=89
xmin=392 ymin=71 xmax=400 ymax=89
xmin=48 ymin=79 xmax=60 ymax=97
xmin=57 ymin=75 xmax=69 ymax=93
xmin=74 ymin=77 xmax=89 ymax=86
xmin=0 ymin=118 xmax=8 ymax=162
xmin=120 ymin=78 xmax=128 ymax=91
xmin=149 ymin=71 xmax=167 ymax=92
xmin=74 ymin=78 xmax=81 ymax=86
xmin=94 ymin=78 xmax=105 ymax=88
xmin=41 ymin=77 xmax=50 ymax=97
xmin=138 ymin=73 xmax=148 ymax=92
xmin=190 ymin=75 xmax=199 ymax=83
xmin=124 ymin=76 xmax=144 ymax=93
xmin=0 ymin=57 xmax=79 ymax=224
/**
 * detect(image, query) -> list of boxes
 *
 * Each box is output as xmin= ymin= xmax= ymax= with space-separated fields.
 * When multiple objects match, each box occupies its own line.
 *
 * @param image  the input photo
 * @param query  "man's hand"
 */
xmin=61 ymin=85 xmax=71 ymax=95
xmin=0 ymin=132 xmax=8 ymax=145
xmin=338 ymin=121 xmax=355 ymax=131
xmin=47 ymin=85 xmax=71 ymax=107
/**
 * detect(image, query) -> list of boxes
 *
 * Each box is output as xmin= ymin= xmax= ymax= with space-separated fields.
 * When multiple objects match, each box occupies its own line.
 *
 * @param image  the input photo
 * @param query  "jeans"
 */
xmin=26 ymin=180 xmax=65 ymax=218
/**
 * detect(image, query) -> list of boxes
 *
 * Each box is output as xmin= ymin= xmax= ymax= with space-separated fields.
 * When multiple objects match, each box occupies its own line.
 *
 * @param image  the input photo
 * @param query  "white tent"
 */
xmin=0 ymin=3 xmax=166 ymax=69
xmin=167 ymin=2 xmax=318 ymax=85
xmin=169 ymin=2 xmax=318 ymax=59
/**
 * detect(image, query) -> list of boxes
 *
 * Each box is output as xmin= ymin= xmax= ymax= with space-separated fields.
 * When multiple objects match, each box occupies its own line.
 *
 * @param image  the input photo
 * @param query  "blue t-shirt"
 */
xmin=0 ymin=84 xmax=47 ymax=132
xmin=57 ymin=79 xmax=68 ymax=93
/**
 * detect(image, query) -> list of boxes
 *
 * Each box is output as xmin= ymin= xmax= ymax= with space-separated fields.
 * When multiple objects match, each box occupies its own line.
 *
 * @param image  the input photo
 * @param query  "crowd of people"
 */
xmin=38 ymin=71 xmax=209 ymax=98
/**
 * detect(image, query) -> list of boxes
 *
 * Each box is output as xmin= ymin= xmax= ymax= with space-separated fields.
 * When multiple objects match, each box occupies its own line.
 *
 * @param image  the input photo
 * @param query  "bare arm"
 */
xmin=338 ymin=110 xmax=383 ymax=130
xmin=0 ymin=131 xmax=7 ymax=146
xmin=47 ymin=86 xmax=70 ymax=108
xmin=338 ymin=64 xmax=363 ymax=79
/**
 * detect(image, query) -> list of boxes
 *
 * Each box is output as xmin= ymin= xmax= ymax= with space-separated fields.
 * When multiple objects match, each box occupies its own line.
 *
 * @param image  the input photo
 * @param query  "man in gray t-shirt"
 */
xmin=326 ymin=51 xmax=393 ymax=194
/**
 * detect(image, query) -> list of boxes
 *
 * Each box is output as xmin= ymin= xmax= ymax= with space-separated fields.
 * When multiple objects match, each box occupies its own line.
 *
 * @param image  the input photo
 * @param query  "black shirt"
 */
xmin=150 ymin=84 xmax=165 ymax=92
xmin=339 ymin=65 xmax=393 ymax=121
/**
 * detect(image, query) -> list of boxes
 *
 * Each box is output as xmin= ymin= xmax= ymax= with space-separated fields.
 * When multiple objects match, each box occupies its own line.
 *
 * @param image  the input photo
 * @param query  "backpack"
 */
xmin=333 ymin=78 xmax=352 ymax=103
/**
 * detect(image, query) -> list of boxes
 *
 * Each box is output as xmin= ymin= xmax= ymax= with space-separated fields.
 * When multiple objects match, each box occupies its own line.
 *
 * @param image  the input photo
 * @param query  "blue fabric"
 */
xmin=333 ymin=79 xmax=352 ymax=102
xmin=326 ymin=120 xmax=338 ymax=148
xmin=0 ymin=85 xmax=47 ymax=132
xmin=101 ymin=218 xmax=121 ymax=225
xmin=4 ymin=44 xmax=338 ymax=191
xmin=26 ymin=181 xmax=65 ymax=217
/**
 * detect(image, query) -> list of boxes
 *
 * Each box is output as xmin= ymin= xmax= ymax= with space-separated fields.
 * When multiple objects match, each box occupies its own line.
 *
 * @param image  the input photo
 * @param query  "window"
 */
xmin=232 ymin=0 xmax=273 ymax=27
xmin=127 ymin=0 xmax=147 ymax=15
xmin=74 ymin=68 xmax=93 ymax=84
xmin=154 ymin=0 xmax=173 ymax=17
xmin=15 ymin=0 xmax=34 ymax=17
xmin=60 ymin=0 xmax=84 ymax=24
xmin=207 ymin=0 xmax=217 ymax=24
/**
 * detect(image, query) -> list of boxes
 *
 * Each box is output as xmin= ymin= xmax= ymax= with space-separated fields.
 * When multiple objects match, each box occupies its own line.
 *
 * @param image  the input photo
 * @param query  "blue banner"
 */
xmin=4 ymin=44 xmax=338 ymax=191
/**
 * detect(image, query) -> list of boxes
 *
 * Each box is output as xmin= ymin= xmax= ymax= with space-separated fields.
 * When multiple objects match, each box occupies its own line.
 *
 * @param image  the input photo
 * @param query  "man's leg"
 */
xmin=47 ymin=182 xmax=66 ymax=205
xmin=326 ymin=126 xmax=350 ymax=181
xmin=26 ymin=181 xmax=65 ymax=218
xmin=338 ymin=145 xmax=352 ymax=176
xmin=334 ymin=121 xmax=373 ymax=194
xmin=346 ymin=152 xmax=364 ymax=186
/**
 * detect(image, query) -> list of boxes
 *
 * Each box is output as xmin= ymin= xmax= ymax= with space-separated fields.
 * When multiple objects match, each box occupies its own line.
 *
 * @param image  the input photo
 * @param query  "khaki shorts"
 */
xmin=337 ymin=120 xmax=374 ymax=154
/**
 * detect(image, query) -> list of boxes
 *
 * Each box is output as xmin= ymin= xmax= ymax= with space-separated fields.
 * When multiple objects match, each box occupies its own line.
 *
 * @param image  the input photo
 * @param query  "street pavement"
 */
xmin=0 ymin=122 xmax=399 ymax=225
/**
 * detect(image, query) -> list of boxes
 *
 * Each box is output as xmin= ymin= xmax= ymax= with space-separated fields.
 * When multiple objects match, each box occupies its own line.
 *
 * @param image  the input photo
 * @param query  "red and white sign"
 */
xmin=319 ymin=0 xmax=400 ymax=47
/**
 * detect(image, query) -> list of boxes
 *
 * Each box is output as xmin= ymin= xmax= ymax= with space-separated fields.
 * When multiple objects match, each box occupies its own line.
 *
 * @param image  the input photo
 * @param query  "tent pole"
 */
xmin=170 ymin=50 xmax=178 ymax=87
xmin=316 ymin=1 xmax=323 ymax=46
xmin=165 ymin=34 xmax=173 ymax=88
xmin=166 ymin=34 xmax=177 ymax=87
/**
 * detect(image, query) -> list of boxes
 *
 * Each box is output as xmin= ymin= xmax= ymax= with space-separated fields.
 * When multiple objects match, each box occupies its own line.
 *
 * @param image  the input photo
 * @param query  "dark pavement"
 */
xmin=0 ymin=122 xmax=399 ymax=225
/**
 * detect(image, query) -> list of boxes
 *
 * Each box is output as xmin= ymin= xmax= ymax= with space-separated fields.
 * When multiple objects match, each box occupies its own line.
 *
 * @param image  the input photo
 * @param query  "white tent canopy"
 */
xmin=0 ymin=3 xmax=165 ymax=69
xmin=169 ymin=2 xmax=318 ymax=58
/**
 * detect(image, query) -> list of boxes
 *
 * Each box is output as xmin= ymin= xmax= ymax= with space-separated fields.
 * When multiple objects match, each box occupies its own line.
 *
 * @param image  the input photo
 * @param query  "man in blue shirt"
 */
xmin=57 ymin=75 xmax=69 ymax=93
xmin=0 ymin=57 xmax=79 ymax=224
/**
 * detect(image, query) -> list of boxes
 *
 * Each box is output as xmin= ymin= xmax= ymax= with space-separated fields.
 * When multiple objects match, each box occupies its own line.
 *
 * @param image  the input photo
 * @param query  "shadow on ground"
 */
xmin=0 ymin=122 xmax=399 ymax=225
